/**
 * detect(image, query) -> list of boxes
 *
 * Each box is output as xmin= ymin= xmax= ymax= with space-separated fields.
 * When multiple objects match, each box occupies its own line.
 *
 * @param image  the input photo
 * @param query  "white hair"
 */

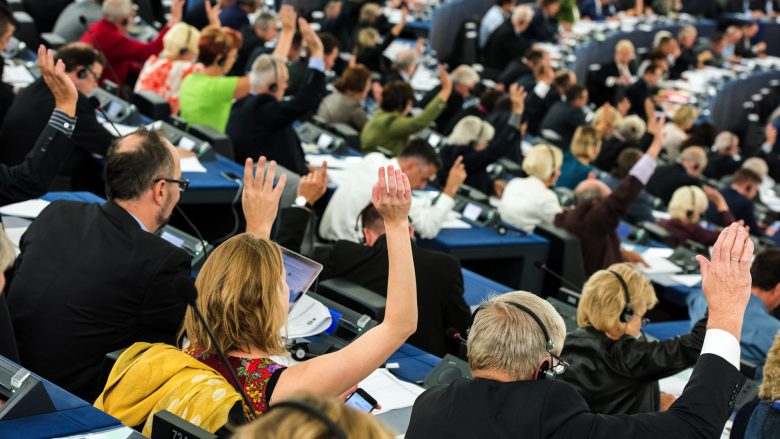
xmin=250 ymin=54 xmax=284 ymax=91
xmin=512 ymin=4 xmax=534 ymax=26
xmin=713 ymin=131 xmax=739 ymax=152
xmin=447 ymin=116 xmax=495 ymax=146
xmin=102 ymin=0 xmax=133 ymax=22
xmin=450 ymin=65 xmax=480 ymax=88
xmin=393 ymin=48 xmax=418 ymax=71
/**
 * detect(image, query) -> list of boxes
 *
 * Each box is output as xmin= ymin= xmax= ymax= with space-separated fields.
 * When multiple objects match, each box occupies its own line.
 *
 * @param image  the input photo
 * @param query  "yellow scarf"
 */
xmin=94 ymin=342 xmax=242 ymax=435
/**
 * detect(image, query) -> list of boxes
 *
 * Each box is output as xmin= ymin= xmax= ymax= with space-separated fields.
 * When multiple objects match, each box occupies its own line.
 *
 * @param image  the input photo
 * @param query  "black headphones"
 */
xmin=179 ymin=25 xmax=192 ymax=56
xmin=546 ymin=145 xmax=557 ymax=179
xmin=354 ymin=213 xmax=366 ymax=245
xmin=76 ymin=68 xmax=88 ymax=79
xmin=268 ymin=56 xmax=279 ymax=93
xmin=685 ymin=186 xmax=696 ymax=220
xmin=468 ymin=121 xmax=486 ymax=150
xmin=465 ymin=301 xmax=568 ymax=380
xmin=265 ymin=400 xmax=347 ymax=439
xmin=607 ymin=269 xmax=634 ymax=323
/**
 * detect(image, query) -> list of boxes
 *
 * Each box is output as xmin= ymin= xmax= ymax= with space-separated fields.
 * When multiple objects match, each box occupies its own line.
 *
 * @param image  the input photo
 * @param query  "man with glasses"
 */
xmin=0 ymin=42 xmax=114 ymax=192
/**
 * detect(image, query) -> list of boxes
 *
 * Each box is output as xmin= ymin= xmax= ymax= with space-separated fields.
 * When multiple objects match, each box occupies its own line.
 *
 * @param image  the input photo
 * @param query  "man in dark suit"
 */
xmin=7 ymin=128 xmax=192 ymax=403
xmin=523 ymin=0 xmax=559 ymax=42
xmin=0 ymin=43 xmax=114 ymax=193
xmin=626 ymin=64 xmax=662 ymax=121
xmin=482 ymin=4 xmax=533 ymax=73
xmin=590 ymin=40 xmax=637 ymax=106
xmin=418 ymin=65 xmax=479 ymax=134
xmin=406 ymin=221 xmax=751 ymax=439
xmin=227 ymin=26 xmax=326 ymax=176
xmin=706 ymin=168 xmax=763 ymax=235
xmin=539 ymin=84 xmax=588 ymax=150
xmin=646 ymin=146 xmax=707 ymax=205
xmin=580 ymin=0 xmax=617 ymax=20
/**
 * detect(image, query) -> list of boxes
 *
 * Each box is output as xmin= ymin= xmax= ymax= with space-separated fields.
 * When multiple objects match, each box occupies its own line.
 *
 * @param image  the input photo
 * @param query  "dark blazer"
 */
xmin=382 ymin=68 xmax=406 ymax=85
xmin=523 ymin=7 xmax=558 ymax=42
xmin=658 ymin=210 xmax=735 ymax=247
xmin=580 ymin=0 xmax=618 ymax=20
xmin=419 ymin=86 xmax=465 ymax=134
xmin=233 ymin=25 xmax=266 ymax=75
xmin=706 ymin=188 xmax=760 ymax=235
xmin=227 ymin=67 xmax=326 ymax=175
xmin=626 ymin=78 xmax=655 ymax=121
xmin=704 ymin=153 xmax=742 ymax=181
xmin=406 ymin=353 xmax=746 ymax=439
xmin=483 ymin=20 xmax=530 ymax=72
xmin=671 ymin=47 xmax=697 ymax=79
xmin=646 ymin=163 xmax=702 ymax=205
xmin=277 ymin=207 xmax=470 ymax=357
xmin=554 ymin=175 xmax=643 ymax=275
xmin=7 ymin=200 xmax=191 ymax=402
xmin=0 ymin=78 xmax=114 ymax=191
xmin=539 ymin=101 xmax=586 ymax=150
xmin=525 ymin=86 xmax=561 ymax=137
xmin=560 ymin=318 xmax=706 ymax=415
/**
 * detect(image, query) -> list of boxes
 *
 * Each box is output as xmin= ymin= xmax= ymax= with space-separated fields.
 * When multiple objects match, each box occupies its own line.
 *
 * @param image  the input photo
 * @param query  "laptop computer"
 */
xmin=281 ymin=246 xmax=323 ymax=312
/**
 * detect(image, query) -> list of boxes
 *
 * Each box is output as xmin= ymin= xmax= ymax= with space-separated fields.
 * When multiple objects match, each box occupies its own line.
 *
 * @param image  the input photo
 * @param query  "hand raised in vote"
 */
xmin=297 ymin=161 xmax=328 ymax=206
xmin=371 ymin=166 xmax=412 ymax=227
xmin=38 ymin=45 xmax=77 ymax=117
xmin=242 ymin=156 xmax=286 ymax=239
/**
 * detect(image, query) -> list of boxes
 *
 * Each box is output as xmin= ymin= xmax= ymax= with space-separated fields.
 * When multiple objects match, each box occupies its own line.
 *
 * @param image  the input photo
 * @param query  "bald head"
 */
xmin=574 ymin=179 xmax=611 ymax=204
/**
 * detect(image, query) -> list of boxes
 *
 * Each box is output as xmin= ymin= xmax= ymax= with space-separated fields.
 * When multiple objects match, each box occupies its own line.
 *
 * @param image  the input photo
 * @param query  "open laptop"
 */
xmin=281 ymin=246 xmax=323 ymax=312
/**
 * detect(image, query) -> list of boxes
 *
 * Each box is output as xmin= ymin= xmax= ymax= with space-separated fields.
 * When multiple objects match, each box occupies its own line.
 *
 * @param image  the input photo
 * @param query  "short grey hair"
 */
xmin=713 ymin=131 xmax=739 ymax=151
xmin=250 ymin=54 xmax=285 ymax=91
xmin=468 ymin=292 xmax=566 ymax=380
xmin=512 ymin=4 xmax=534 ymax=26
xmin=618 ymin=115 xmax=646 ymax=142
xmin=102 ymin=0 xmax=133 ymax=22
xmin=393 ymin=48 xmax=418 ymax=71
xmin=254 ymin=10 xmax=278 ymax=31
xmin=450 ymin=65 xmax=480 ymax=88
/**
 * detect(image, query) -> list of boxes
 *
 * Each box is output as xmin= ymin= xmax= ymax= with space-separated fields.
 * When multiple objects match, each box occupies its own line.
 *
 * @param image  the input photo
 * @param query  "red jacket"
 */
xmin=80 ymin=19 xmax=169 ymax=87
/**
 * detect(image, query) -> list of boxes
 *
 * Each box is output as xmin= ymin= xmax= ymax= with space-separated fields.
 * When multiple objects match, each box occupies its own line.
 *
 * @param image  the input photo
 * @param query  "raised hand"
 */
xmin=204 ymin=0 xmax=222 ymax=27
xmin=242 ymin=156 xmax=287 ymax=239
xmin=298 ymin=18 xmax=324 ymax=58
xmin=279 ymin=4 xmax=297 ymax=31
xmin=38 ymin=45 xmax=77 ymax=117
xmin=695 ymin=223 xmax=754 ymax=340
xmin=371 ymin=166 xmax=412 ymax=227
xmin=297 ymin=162 xmax=328 ymax=206
xmin=443 ymin=156 xmax=467 ymax=198
xmin=169 ymin=0 xmax=185 ymax=26
xmin=436 ymin=65 xmax=452 ymax=101
xmin=509 ymin=83 xmax=527 ymax=115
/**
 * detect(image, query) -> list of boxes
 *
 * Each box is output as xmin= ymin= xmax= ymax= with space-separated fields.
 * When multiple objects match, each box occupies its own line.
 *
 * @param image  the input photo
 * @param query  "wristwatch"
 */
xmin=294 ymin=196 xmax=313 ymax=209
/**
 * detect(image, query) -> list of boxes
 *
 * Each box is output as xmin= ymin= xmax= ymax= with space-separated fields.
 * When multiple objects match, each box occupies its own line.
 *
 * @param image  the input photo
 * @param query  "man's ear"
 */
xmin=152 ymin=180 xmax=167 ymax=205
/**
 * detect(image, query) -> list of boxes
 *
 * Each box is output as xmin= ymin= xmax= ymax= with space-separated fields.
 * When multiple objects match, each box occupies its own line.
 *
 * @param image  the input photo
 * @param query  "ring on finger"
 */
xmin=730 ymin=257 xmax=740 ymax=262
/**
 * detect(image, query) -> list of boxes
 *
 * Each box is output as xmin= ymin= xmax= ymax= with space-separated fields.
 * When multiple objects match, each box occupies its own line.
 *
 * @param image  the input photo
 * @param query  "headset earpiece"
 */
xmin=268 ymin=57 xmax=279 ymax=93
xmin=608 ymin=269 xmax=633 ymax=323
xmin=76 ymin=68 xmax=88 ymax=79
xmin=179 ymin=26 xmax=192 ymax=57
xmin=354 ymin=213 xmax=365 ymax=245
xmin=121 ymin=17 xmax=130 ymax=27
xmin=686 ymin=186 xmax=696 ymax=220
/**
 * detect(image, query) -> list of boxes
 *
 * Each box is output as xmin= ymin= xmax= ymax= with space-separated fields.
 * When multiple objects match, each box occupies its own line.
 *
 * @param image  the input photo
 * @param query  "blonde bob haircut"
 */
xmin=671 ymin=105 xmax=698 ymax=130
xmin=591 ymin=104 xmax=623 ymax=138
xmin=356 ymin=27 xmax=380 ymax=51
xmin=570 ymin=125 xmax=600 ymax=161
xmin=577 ymin=263 xmax=659 ymax=335
xmin=447 ymin=116 xmax=495 ymax=146
xmin=522 ymin=144 xmax=563 ymax=180
xmin=668 ymin=185 xmax=707 ymax=221
xmin=180 ymin=233 xmax=287 ymax=356
xmin=758 ymin=331 xmax=780 ymax=400
xmin=468 ymin=292 xmax=566 ymax=381
xmin=233 ymin=393 xmax=395 ymax=439
xmin=162 ymin=23 xmax=201 ymax=59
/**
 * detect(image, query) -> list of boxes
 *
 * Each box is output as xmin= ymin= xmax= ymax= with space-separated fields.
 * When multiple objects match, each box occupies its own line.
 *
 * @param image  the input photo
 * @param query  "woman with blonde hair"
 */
xmin=182 ymin=166 xmax=417 ymax=419
xmin=557 ymin=125 xmax=601 ymax=189
xmin=559 ymin=263 xmax=708 ymax=414
xmin=233 ymin=393 xmax=395 ymax=439
xmin=657 ymin=185 xmax=734 ymax=246
xmin=354 ymin=7 xmax=406 ymax=74
xmin=663 ymin=105 xmax=698 ymax=160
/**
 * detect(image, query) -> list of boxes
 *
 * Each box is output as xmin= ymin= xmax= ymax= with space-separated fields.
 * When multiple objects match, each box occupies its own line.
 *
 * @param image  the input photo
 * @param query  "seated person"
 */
xmin=183 ymin=165 xmax=419 ymax=417
xmin=482 ymin=5 xmax=533 ymax=73
xmin=539 ymin=84 xmax=588 ymax=150
xmin=580 ymin=0 xmax=618 ymax=20
xmin=523 ymin=0 xmax=560 ymax=42
xmin=233 ymin=9 xmax=278 ymax=75
xmin=735 ymin=22 xmax=767 ymax=58
xmin=179 ymin=25 xmax=249 ymax=132
xmin=316 ymin=64 xmax=372 ymax=132
xmin=234 ymin=393 xmax=394 ymax=438
xmin=7 ymin=128 xmax=191 ymax=403
xmin=361 ymin=70 xmax=451 ymax=155
xmin=601 ymin=148 xmax=655 ymax=225
xmin=218 ymin=0 xmax=256 ymax=30
xmin=662 ymin=105 xmax=698 ymax=161
xmin=688 ymin=247 xmax=780 ymax=378
xmin=555 ymin=120 xmax=663 ymax=275
xmin=418 ymin=65 xmax=480 ymax=134
xmin=646 ymin=146 xmax=707 ymax=205
xmin=557 ymin=125 xmax=601 ymax=190
xmin=479 ymin=0 xmax=517 ymax=49
xmin=705 ymin=168 xmax=763 ymax=235
xmin=524 ymin=65 xmax=572 ymax=137
xmin=704 ymin=131 xmax=742 ymax=181
xmin=226 ymin=21 xmax=326 ymax=175
xmin=591 ymin=40 xmax=636 ymax=107
xmin=320 ymin=139 xmax=466 ymax=241
xmin=284 ymin=32 xmax=339 ymax=97
xmin=731 ymin=331 xmax=780 ymax=439
xmin=80 ymin=0 xmax=183 ymax=88
xmin=354 ymin=9 xmax=406 ymax=75
xmin=592 ymin=115 xmax=648 ymax=172
xmin=498 ymin=144 xmax=563 ymax=232
xmin=626 ymin=65 xmax=662 ymax=122
xmin=561 ymin=263 xmax=706 ymax=414
xmin=0 ymin=5 xmax=16 ymax=124
xmin=0 ymin=43 xmax=113 ymax=192
xmin=658 ymin=186 xmax=734 ymax=247
xmin=406 ymin=224 xmax=754 ymax=438
xmin=383 ymin=47 xmax=419 ymax=84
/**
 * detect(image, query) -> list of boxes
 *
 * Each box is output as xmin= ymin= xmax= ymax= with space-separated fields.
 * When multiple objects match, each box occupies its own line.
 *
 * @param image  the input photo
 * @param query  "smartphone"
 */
xmin=345 ymin=388 xmax=378 ymax=413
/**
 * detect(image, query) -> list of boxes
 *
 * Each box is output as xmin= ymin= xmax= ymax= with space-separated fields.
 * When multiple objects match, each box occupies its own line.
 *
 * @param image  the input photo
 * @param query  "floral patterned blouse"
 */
xmin=185 ymin=348 xmax=286 ymax=419
xmin=134 ymin=55 xmax=204 ymax=114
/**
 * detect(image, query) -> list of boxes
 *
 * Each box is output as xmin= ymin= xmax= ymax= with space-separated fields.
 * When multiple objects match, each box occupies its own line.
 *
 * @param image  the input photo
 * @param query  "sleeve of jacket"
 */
xmin=549 ymin=354 xmax=746 ymax=439
xmin=0 ymin=123 xmax=74 ymax=206
xmin=441 ymin=258 xmax=469 ymax=335
xmin=387 ymin=97 xmax=447 ymax=138
xmin=276 ymin=207 xmax=313 ymax=253
xmin=74 ymin=96 xmax=115 ymax=155
xmin=265 ymin=68 xmax=327 ymax=129
xmin=110 ymin=25 xmax=169 ymax=63
xmin=586 ymin=176 xmax=643 ymax=234
xmin=140 ymin=247 xmax=191 ymax=343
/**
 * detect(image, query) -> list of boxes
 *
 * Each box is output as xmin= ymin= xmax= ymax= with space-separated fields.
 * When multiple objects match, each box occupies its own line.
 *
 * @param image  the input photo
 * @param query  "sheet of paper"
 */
xmin=659 ymin=367 xmax=693 ymax=397
xmin=0 ymin=199 xmax=51 ymax=219
xmin=360 ymin=369 xmax=424 ymax=414
xmin=442 ymin=212 xmax=472 ymax=230
xmin=642 ymin=247 xmax=674 ymax=259
xmin=284 ymin=294 xmax=333 ymax=339
xmin=670 ymin=274 xmax=702 ymax=288
xmin=55 ymin=425 xmax=139 ymax=439
xmin=180 ymin=156 xmax=208 ymax=173
xmin=306 ymin=154 xmax=362 ymax=170
xmin=101 ymin=121 xmax=137 ymax=137
xmin=638 ymin=254 xmax=683 ymax=275
xmin=4 ymin=226 xmax=26 ymax=256
xmin=2 ymin=64 xmax=34 ymax=85
xmin=651 ymin=210 xmax=671 ymax=220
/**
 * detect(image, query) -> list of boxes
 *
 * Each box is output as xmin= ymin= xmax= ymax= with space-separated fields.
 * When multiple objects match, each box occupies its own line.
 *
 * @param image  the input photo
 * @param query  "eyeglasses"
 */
xmin=84 ymin=66 xmax=101 ymax=82
xmin=154 ymin=178 xmax=190 ymax=192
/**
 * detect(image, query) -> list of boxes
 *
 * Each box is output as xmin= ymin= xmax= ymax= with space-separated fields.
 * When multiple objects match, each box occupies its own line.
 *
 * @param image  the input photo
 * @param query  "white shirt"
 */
xmin=479 ymin=5 xmax=507 ymax=49
xmin=319 ymin=153 xmax=456 ymax=242
xmin=497 ymin=176 xmax=562 ymax=233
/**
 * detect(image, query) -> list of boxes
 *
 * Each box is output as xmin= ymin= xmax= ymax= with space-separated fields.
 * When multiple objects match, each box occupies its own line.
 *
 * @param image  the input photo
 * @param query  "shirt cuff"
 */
xmin=435 ymin=192 xmax=455 ymax=210
xmin=308 ymin=57 xmax=326 ymax=72
xmin=533 ymin=81 xmax=550 ymax=99
xmin=48 ymin=109 xmax=77 ymax=138
xmin=700 ymin=328 xmax=741 ymax=370
xmin=628 ymin=154 xmax=657 ymax=185
xmin=508 ymin=112 xmax=523 ymax=129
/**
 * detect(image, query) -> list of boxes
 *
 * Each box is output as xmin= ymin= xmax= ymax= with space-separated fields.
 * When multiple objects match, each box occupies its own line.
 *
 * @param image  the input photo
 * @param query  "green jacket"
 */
xmin=360 ymin=96 xmax=446 ymax=156
xmin=557 ymin=0 xmax=579 ymax=23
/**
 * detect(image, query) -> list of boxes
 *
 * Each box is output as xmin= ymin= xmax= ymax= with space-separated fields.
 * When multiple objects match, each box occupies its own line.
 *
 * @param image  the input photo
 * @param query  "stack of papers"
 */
xmin=0 ymin=199 xmax=51 ymax=219
xmin=284 ymin=295 xmax=333 ymax=338
xmin=360 ymin=369 xmax=425 ymax=415
xmin=442 ymin=211 xmax=471 ymax=230
xmin=2 ymin=64 xmax=34 ymax=86
xmin=638 ymin=253 xmax=683 ymax=275
xmin=670 ymin=274 xmax=702 ymax=288
xmin=180 ymin=156 xmax=207 ymax=173
xmin=410 ymin=67 xmax=439 ymax=92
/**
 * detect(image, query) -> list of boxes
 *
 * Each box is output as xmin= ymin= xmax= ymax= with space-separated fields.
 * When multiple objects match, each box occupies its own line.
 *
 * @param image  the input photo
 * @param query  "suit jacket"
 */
xmin=0 ymin=78 xmax=113 ymax=191
xmin=626 ymin=78 xmax=655 ymax=121
xmin=7 ymin=200 xmax=191 ymax=402
xmin=580 ymin=0 xmax=618 ymax=20
xmin=406 ymin=353 xmax=745 ymax=439
xmin=539 ymin=101 xmax=586 ymax=150
xmin=418 ymin=86 xmax=465 ymax=134
xmin=671 ymin=47 xmax=697 ymax=79
xmin=483 ymin=20 xmax=530 ymax=72
xmin=554 ymin=175 xmax=643 ymax=275
xmin=704 ymin=153 xmax=742 ymax=181
xmin=706 ymin=188 xmax=760 ymax=235
xmin=646 ymin=163 xmax=702 ymax=205
xmin=523 ymin=7 xmax=559 ymax=42
xmin=277 ymin=207 xmax=470 ymax=357
xmin=227 ymin=67 xmax=326 ymax=175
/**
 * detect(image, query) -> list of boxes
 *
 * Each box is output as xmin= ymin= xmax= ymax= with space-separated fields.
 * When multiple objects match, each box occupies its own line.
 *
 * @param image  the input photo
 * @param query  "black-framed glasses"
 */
xmin=85 ymin=66 xmax=100 ymax=82
xmin=154 ymin=178 xmax=190 ymax=192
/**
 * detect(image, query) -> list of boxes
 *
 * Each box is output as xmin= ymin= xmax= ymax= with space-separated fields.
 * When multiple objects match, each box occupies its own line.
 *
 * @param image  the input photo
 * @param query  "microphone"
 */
xmin=534 ymin=261 xmax=583 ymax=293
xmin=88 ymin=96 xmax=123 ymax=137
xmin=79 ymin=15 xmax=123 ymax=92
xmin=173 ymin=276 xmax=258 ymax=419
xmin=446 ymin=327 xmax=466 ymax=344
xmin=174 ymin=204 xmax=210 ymax=260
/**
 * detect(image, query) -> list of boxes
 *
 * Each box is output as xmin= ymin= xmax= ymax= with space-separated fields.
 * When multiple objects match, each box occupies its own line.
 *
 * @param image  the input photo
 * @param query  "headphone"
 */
xmin=179 ymin=25 xmax=193 ymax=56
xmin=354 ymin=213 xmax=365 ymax=245
xmin=268 ymin=56 xmax=279 ymax=93
xmin=546 ymin=145 xmax=557 ymax=179
xmin=465 ymin=301 xmax=568 ymax=380
xmin=76 ymin=68 xmax=88 ymax=79
xmin=607 ymin=269 xmax=634 ymax=323
xmin=685 ymin=186 xmax=696 ymax=220
xmin=265 ymin=400 xmax=347 ymax=439
xmin=468 ymin=121 xmax=486 ymax=150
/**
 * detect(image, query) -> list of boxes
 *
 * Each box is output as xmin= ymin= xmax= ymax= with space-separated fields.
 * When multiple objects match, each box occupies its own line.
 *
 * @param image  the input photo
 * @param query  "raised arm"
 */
xmin=242 ymin=156 xmax=287 ymax=239
xmin=273 ymin=5 xmax=297 ymax=61
xmin=272 ymin=166 xmax=417 ymax=400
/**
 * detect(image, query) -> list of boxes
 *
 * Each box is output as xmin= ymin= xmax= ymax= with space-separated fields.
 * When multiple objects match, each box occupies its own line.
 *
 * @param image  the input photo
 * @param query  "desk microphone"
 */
xmin=174 ymin=276 xmax=258 ymax=420
xmin=174 ymin=204 xmax=210 ymax=261
xmin=534 ymin=261 xmax=583 ymax=293
xmin=88 ymin=96 xmax=123 ymax=137
xmin=446 ymin=328 xmax=466 ymax=344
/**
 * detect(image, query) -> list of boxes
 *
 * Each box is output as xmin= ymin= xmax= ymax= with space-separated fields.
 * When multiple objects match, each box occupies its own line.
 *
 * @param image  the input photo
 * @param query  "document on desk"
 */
xmin=306 ymin=154 xmax=362 ymax=170
xmin=442 ymin=212 xmax=472 ymax=230
xmin=361 ymin=369 xmax=425 ymax=415
xmin=2 ymin=64 xmax=34 ymax=86
xmin=180 ymin=156 xmax=208 ymax=173
xmin=0 ymin=199 xmax=51 ymax=219
xmin=638 ymin=253 xmax=683 ymax=275
xmin=55 ymin=425 xmax=138 ymax=439
xmin=670 ymin=274 xmax=702 ymax=288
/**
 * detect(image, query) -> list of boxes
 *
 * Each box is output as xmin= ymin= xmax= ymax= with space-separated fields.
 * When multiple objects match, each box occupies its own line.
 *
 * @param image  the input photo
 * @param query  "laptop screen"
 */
xmin=281 ymin=247 xmax=323 ymax=311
